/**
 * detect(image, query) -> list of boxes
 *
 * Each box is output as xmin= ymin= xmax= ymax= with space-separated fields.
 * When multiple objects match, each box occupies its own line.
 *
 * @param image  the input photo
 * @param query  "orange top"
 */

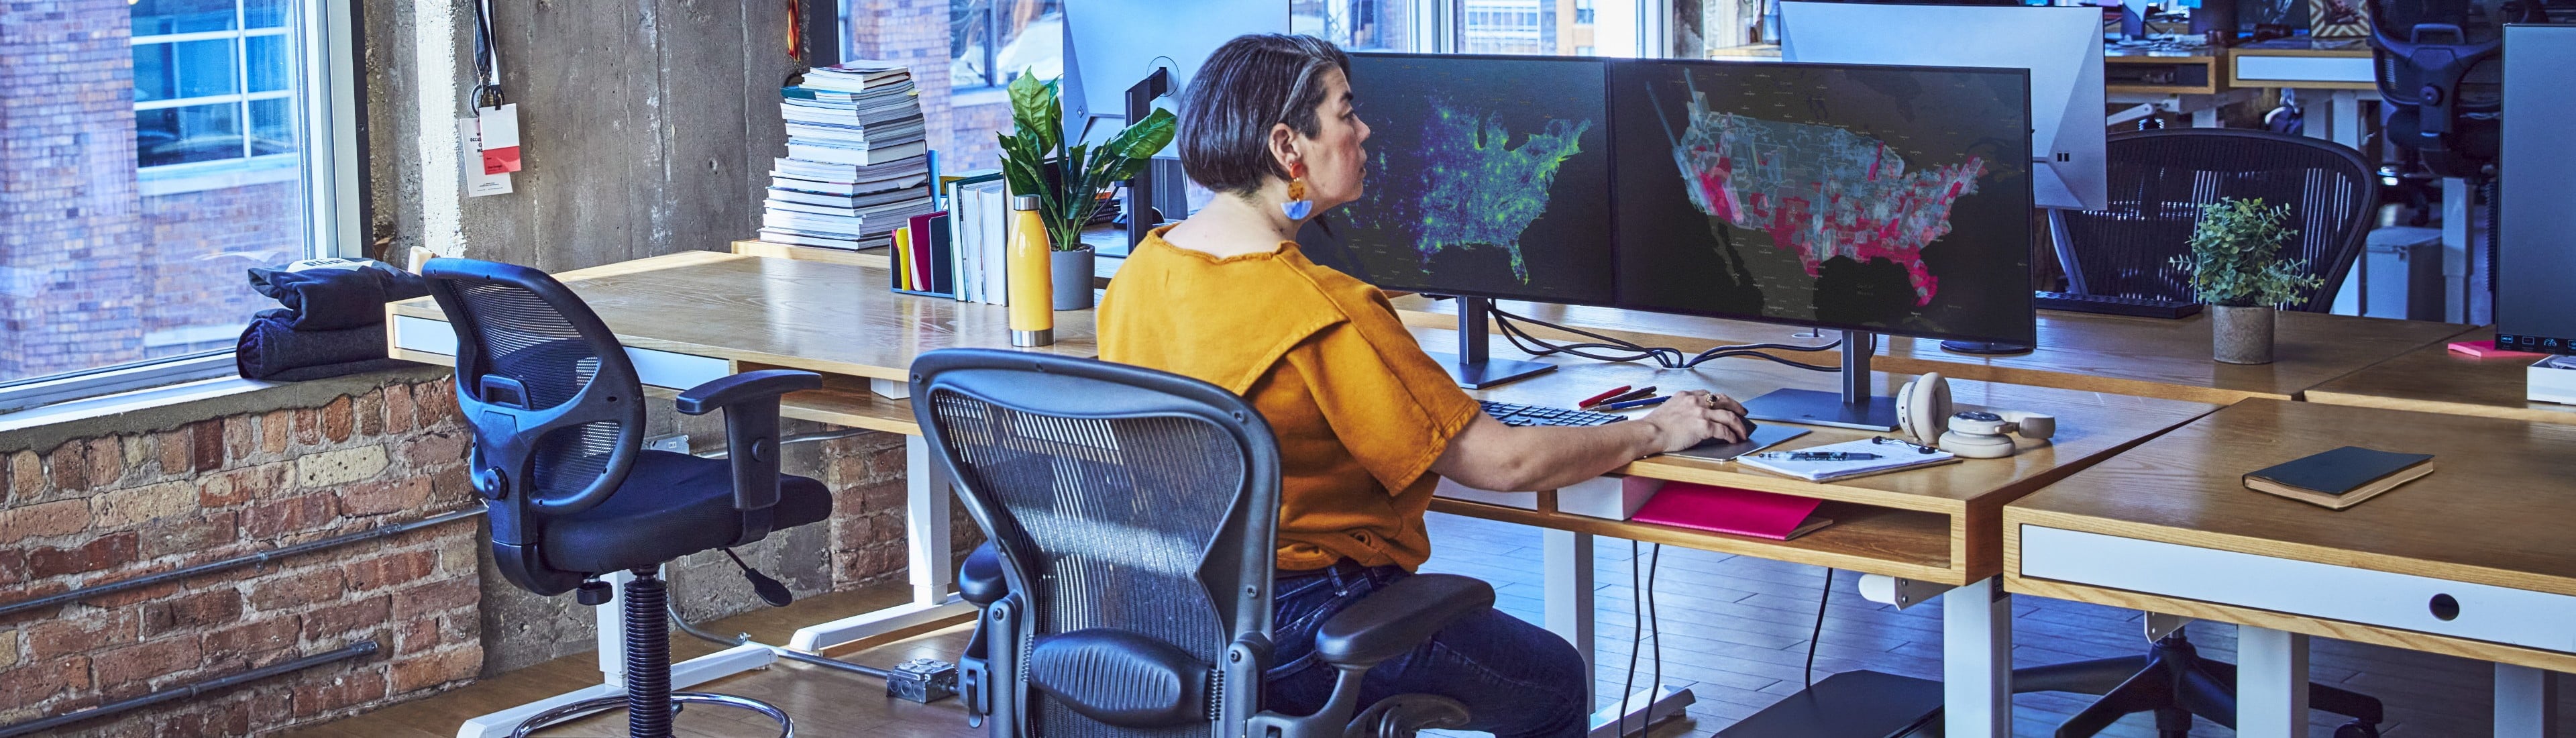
xmin=1097 ymin=227 xmax=1482 ymax=572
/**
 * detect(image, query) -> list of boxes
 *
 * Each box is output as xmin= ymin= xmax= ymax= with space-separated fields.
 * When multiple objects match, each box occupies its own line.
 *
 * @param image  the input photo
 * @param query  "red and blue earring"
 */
xmin=1282 ymin=162 xmax=1314 ymax=220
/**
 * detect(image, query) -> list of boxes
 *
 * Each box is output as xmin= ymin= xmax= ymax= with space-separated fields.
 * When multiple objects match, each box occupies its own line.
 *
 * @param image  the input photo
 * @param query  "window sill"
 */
xmin=0 ymin=364 xmax=449 ymax=456
xmin=952 ymin=87 xmax=1011 ymax=108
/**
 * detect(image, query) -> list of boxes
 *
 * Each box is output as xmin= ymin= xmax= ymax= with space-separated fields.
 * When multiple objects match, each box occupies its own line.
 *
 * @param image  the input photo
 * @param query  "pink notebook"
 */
xmin=2448 ymin=340 xmax=2548 ymax=359
xmin=1630 ymin=482 xmax=1831 ymax=541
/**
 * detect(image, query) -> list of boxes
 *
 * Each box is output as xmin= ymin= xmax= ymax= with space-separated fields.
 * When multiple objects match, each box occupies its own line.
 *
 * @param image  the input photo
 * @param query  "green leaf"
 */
xmin=1102 ymin=108 xmax=1179 ymax=162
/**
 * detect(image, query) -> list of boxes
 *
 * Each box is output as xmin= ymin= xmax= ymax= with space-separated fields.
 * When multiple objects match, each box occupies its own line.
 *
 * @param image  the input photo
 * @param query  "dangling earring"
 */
xmin=1282 ymin=163 xmax=1314 ymax=221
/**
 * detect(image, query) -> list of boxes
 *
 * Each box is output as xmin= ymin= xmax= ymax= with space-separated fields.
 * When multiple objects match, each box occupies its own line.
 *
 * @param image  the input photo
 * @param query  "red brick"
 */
xmin=382 ymin=384 xmax=416 ymax=435
xmin=343 ymin=549 xmax=437 ymax=590
xmin=1 ymin=498 xmax=91 ymax=543
xmin=322 ymin=396 xmax=354 ymax=443
xmin=858 ymin=479 xmax=904 ymax=513
xmin=429 ymin=467 xmax=473 ymax=505
xmin=390 ymin=647 xmax=482 ymax=692
xmin=301 ymin=596 xmax=388 ymax=639
xmin=85 ymin=437 xmax=124 ymax=489
xmin=46 ymin=441 xmax=88 ymax=492
xmin=156 ymin=429 xmax=191 ymax=478
xmin=353 ymin=391 xmax=384 ymax=437
xmin=199 ymin=463 xmax=286 ymax=508
xmin=27 ymin=609 xmax=136 ymax=660
xmin=192 ymin=420 xmax=225 ymax=472
xmin=141 ymin=588 xmax=243 ymax=637
xmin=95 ymin=637 xmax=201 ymax=694
xmin=867 ymin=445 xmax=906 ymax=481
xmin=291 ymin=668 xmax=386 ymax=717
xmin=244 ymin=493 xmax=337 ymax=540
xmin=146 ymin=697 xmax=250 ymax=737
xmin=201 ymin=617 xmax=299 ymax=662
xmin=10 ymin=452 xmax=44 ymax=503
xmin=223 ymin=415 xmax=256 ymax=462
xmin=833 ymin=513 xmax=875 ymax=547
xmin=398 ymin=433 xmax=466 ymax=469
xmin=0 ymin=549 xmax=26 ymax=588
xmin=390 ymin=578 xmax=479 ymax=619
xmin=248 ymin=568 xmax=345 ymax=611
xmin=417 ymin=380 xmax=460 ymax=426
xmin=83 ymin=566 xmax=182 ymax=609
xmin=292 ymin=409 xmax=321 ymax=447
xmin=392 ymin=618 xmax=439 ymax=655
xmin=140 ymin=511 xmax=240 ymax=560
xmin=0 ymin=655 xmax=87 ymax=709
xmin=28 ymin=531 xmax=139 ymax=578
xmin=340 ymin=476 xmax=432 ymax=517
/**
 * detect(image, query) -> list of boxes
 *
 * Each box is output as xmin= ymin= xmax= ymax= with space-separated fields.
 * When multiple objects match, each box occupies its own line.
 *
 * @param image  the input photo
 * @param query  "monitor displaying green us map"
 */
xmin=1295 ymin=54 xmax=1616 ymax=305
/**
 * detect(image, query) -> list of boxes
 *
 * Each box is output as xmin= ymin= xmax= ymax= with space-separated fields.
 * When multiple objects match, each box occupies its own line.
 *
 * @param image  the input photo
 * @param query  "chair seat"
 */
xmin=541 ymin=450 xmax=831 ymax=574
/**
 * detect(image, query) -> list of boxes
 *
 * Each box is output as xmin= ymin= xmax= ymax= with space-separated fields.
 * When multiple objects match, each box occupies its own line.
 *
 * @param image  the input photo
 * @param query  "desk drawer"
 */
xmin=2234 ymin=55 xmax=2376 ymax=85
xmin=393 ymin=315 xmax=731 ymax=390
xmin=2020 ymin=525 xmax=2576 ymax=653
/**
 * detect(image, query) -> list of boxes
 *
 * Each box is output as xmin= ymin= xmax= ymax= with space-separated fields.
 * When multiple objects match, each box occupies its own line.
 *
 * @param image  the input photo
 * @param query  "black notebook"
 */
xmin=2243 ymin=446 xmax=2435 ymax=510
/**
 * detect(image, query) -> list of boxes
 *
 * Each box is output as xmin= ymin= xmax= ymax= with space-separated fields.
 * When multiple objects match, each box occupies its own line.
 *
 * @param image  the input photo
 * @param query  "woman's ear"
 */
xmin=1268 ymin=122 xmax=1301 ymax=180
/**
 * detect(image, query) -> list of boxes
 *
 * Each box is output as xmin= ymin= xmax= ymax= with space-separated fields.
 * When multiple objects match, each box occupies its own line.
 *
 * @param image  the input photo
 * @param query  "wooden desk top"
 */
xmin=1393 ymin=297 xmax=2475 ymax=405
xmin=2004 ymin=399 xmax=2576 ymax=668
xmin=1424 ymin=326 xmax=2216 ymax=584
xmin=2306 ymin=329 xmax=2575 ymax=425
xmin=388 ymin=250 xmax=1099 ymax=384
xmin=2008 ymin=399 xmax=2576 ymax=596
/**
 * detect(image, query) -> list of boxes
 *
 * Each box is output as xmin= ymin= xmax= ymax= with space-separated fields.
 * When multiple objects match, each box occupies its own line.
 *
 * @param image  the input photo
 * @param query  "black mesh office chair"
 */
xmin=2055 ymin=129 xmax=2376 ymax=312
xmin=423 ymin=258 xmax=833 ymax=738
xmin=913 ymin=349 xmax=1491 ymax=738
xmin=2367 ymin=0 xmax=2540 ymax=180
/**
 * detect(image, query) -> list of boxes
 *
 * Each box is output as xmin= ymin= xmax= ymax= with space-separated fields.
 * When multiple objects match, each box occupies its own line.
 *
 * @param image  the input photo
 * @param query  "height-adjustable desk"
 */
xmin=2306 ymin=329 xmax=2576 ymax=426
xmin=390 ymin=248 xmax=2217 ymax=738
xmin=2006 ymin=399 xmax=2575 ymax=737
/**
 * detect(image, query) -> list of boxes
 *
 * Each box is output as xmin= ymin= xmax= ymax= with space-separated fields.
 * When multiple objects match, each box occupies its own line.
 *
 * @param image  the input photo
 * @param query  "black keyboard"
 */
xmin=2034 ymin=291 xmax=2204 ymax=319
xmin=1480 ymin=400 xmax=1626 ymax=427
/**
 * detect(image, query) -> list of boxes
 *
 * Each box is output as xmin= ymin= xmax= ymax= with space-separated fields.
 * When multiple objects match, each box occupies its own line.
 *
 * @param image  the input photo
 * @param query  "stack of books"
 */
xmin=759 ymin=61 xmax=938 ymax=250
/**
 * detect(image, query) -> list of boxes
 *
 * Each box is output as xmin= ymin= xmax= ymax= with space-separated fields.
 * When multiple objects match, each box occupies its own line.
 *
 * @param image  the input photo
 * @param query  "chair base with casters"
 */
xmin=2013 ymin=629 xmax=2382 ymax=738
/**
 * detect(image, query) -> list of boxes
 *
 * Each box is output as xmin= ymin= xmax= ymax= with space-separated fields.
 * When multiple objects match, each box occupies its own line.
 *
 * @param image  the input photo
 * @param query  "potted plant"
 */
xmin=996 ymin=72 xmax=1177 ymax=311
xmin=2169 ymin=197 xmax=2326 ymax=364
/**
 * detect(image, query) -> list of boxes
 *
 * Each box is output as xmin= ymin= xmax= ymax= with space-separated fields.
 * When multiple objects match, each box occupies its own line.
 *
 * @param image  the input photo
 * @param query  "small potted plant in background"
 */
xmin=996 ymin=71 xmax=1177 ymax=311
xmin=2170 ymin=197 xmax=2326 ymax=365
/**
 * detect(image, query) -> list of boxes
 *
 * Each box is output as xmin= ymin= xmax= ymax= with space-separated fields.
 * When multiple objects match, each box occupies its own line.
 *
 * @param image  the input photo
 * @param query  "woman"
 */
xmin=1096 ymin=34 xmax=1750 ymax=738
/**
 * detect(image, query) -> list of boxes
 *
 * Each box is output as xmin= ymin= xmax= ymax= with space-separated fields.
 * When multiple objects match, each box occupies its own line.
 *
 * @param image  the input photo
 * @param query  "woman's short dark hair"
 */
xmin=1179 ymin=34 xmax=1351 ymax=195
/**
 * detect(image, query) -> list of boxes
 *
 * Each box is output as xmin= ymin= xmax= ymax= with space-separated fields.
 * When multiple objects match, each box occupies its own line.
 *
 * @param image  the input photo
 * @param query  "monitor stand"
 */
xmin=1427 ymin=297 xmax=1556 ymax=389
xmin=1939 ymin=339 xmax=2033 ymax=355
xmin=1740 ymin=330 xmax=1900 ymax=432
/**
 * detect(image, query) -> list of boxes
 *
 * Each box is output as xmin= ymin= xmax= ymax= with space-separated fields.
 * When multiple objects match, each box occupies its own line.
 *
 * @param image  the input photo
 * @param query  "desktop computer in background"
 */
xmin=2496 ymin=23 xmax=2576 ymax=405
xmin=1298 ymin=53 xmax=1616 ymax=387
xmin=1612 ymin=58 xmax=2035 ymax=429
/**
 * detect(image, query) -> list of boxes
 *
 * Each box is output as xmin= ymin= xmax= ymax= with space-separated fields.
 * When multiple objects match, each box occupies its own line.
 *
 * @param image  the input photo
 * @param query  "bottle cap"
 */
xmin=1012 ymin=195 xmax=1041 ymax=211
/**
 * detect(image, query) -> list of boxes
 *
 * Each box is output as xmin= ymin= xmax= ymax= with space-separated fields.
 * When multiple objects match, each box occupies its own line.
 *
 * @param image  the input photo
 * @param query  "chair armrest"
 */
xmin=674 ymin=370 xmax=821 ymax=415
xmin=959 ymin=542 xmax=1008 ymax=606
xmin=1313 ymin=574 xmax=1495 ymax=669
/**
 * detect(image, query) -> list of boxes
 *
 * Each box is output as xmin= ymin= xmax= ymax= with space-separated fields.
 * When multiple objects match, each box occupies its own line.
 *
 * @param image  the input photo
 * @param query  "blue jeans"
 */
xmin=1264 ymin=562 xmax=1589 ymax=738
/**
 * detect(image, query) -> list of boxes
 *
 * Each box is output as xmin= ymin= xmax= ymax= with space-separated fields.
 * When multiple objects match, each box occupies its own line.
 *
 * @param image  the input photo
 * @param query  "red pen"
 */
xmin=1576 ymin=385 xmax=1631 ymax=409
xmin=1597 ymin=386 xmax=1658 ymax=407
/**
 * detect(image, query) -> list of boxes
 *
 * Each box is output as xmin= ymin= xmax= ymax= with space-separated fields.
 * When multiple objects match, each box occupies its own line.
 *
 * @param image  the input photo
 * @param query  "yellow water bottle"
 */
xmin=1007 ymin=194 xmax=1055 ymax=346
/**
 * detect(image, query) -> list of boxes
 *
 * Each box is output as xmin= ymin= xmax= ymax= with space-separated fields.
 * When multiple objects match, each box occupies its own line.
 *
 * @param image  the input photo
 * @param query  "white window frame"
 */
xmin=0 ymin=0 xmax=361 ymax=415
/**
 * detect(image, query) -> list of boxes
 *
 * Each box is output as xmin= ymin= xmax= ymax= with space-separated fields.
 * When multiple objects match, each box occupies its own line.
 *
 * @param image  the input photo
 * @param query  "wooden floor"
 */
xmin=299 ymin=513 xmax=2576 ymax=737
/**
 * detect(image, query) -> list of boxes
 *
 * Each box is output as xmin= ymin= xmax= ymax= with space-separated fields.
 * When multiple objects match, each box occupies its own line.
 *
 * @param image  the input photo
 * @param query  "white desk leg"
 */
xmin=1543 ymin=529 xmax=1597 ymax=706
xmin=2239 ymin=626 xmax=2310 ymax=738
xmin=1944 ymin=576 xmax=2010 ymax=738
xmin=2495 ymin=664 xmax=2561 ymax=738
xmin=2192 ymin=105 xmax=2219 ymax=128
xmin=2299 ymin=89 xmax=2332 ymax=142
xmin=905 ymin=434 xmax=954 ymax=607
xmin=2330 ymin=90 xmax=2363 ymax=152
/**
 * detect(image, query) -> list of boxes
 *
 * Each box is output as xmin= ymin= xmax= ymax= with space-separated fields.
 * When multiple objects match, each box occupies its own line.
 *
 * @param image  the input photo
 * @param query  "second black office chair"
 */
xmin=424 ymin=258 xmax=833 ymax=738
xmin=2055 ymin=128 xmax=2377 ymax=311
xmin=914 ymin=349 xmax=1492 ymax=738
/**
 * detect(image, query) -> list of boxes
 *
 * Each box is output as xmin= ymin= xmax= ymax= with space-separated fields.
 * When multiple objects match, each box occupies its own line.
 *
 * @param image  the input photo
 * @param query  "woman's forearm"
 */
xmin=1430 ymin=414 xmax=1662 ymax=492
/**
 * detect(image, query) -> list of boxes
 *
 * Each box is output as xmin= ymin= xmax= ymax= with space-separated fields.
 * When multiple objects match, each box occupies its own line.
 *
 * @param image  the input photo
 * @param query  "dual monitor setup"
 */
xmin=1293 ymin=27 xmax=2078 ymax=432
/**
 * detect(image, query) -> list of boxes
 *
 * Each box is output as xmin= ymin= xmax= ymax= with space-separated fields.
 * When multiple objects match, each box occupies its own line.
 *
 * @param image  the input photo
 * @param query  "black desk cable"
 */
xmin=1486 ymin=307 xmax=1842 ymax=372
xmin=1616 ymin=542 xmax=1668 ymax=738
xmin=1807 ymin=567 xmax=1832 ymax=688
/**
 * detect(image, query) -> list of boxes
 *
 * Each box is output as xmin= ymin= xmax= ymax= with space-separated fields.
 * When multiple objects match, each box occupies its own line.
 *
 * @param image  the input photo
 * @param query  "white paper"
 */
xmin=460 ymin=117 xmax=514 ymax=197
xmin=1735 ymin=437 xmax=1955 ymax=482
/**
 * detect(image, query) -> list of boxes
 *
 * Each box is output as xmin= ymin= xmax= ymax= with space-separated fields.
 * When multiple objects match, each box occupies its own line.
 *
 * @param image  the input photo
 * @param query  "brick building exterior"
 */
xmin=0 ymin=0 xmax=309 ymax=386
xmin=845 ymin=0 xmax=1013 ymax=171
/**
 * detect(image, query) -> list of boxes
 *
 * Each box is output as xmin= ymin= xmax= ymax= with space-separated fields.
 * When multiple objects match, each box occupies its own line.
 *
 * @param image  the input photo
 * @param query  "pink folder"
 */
xmin=1630 ymin=482 xmax=1825 ymax=541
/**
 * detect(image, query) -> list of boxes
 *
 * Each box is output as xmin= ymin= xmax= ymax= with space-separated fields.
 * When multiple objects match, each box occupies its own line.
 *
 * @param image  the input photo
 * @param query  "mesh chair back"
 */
xmin=913 ymin=350 xmax=1278 ymax=738
xmin=2058 ymin=129 xmax=2375 ymax=311
xmin=422 ymin=258 xmax=645 ymax=593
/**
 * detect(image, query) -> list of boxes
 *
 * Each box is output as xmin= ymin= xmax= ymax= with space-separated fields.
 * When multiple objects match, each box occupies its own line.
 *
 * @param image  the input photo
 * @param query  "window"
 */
xmin=0 ymin=0 xmax=358 ymax=412
xmin=1294 ymin=0 xmax=1417 ymax=52
xmin=1575 ymin=0 xmax=1597 ymax=24
xmin=1454 ymin=0 xmax=1640 ymax=56
xmin=951 ymin=0 xmax=1062 ymax=92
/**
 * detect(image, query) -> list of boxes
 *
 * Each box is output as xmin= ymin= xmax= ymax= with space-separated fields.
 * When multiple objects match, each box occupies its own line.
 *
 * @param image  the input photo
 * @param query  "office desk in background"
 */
xmin=2006 ymin=399 xmax=2574 ymax=738
xmin=394 ymin=247 xmax=2221 ymax=738
xmin=2307 ymin=329 xmax=2576 ymax=425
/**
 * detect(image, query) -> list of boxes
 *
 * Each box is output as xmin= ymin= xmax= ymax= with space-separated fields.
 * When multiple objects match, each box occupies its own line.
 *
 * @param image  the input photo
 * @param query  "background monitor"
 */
xmin=1296 ymin=53 xmax=1619 ymax=306
xmin=2496 ymin=23 xmax=2576 ymax=355
xmin=1610 ymin=58 xmax=2037 ymax=346
xmin=1778 ymin=2 xmax=2105 ymax=212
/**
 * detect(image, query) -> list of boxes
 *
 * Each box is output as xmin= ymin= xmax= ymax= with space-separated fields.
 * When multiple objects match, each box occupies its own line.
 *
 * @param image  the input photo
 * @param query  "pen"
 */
xmin=1599 ymin=386 xmax=1658 ymax=406
xmin=1576 ymin=385 xmax=1632 ymax=409
xmin=1602 ymin=395 xmax=1670 ymax=411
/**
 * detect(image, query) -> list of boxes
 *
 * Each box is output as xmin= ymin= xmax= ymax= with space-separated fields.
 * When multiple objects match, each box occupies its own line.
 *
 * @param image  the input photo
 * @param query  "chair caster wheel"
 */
xmin=2334 ymin=721 xmax=2381 ymax=738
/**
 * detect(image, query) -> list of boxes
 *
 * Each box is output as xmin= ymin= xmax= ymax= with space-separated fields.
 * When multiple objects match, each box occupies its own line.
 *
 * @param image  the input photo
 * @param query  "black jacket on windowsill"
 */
xmin=236 ymin=259 xmax=431 ymax=381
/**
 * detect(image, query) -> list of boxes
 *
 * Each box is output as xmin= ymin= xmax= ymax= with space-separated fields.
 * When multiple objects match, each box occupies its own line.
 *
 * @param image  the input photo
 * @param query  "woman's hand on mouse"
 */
xmin=1640 ymin=389 xmax=1751 ymax=452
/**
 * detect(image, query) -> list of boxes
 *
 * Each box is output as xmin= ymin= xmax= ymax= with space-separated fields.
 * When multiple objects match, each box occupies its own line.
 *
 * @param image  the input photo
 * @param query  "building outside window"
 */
xmin=951 ymin=0 xmax=1063 ymax=92
xmin=0 ymin=0 xmax=352 ymax=411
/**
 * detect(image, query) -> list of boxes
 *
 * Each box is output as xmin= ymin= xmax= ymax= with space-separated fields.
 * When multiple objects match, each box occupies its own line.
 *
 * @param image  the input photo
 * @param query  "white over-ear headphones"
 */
xmin=1895 ymin=372 xmax=2059 ymax=459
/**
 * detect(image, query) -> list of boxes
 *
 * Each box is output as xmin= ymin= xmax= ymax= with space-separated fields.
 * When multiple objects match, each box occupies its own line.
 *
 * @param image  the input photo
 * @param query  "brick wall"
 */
xmin=139 ymin=182 xmax=308 ymax=358
xmin=0 ymin=374 xmax=483 ymax=736
xmin=844 ymin=0 xmax=1014 ymax=172
xmin=0 ymin=0 xmax=150 ymax=382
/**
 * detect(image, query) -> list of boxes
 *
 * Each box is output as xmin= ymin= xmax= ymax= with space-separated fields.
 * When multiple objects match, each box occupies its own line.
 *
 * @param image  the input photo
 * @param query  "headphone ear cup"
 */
xmin=1902 ymin=373 xmax=1950 ymax=445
